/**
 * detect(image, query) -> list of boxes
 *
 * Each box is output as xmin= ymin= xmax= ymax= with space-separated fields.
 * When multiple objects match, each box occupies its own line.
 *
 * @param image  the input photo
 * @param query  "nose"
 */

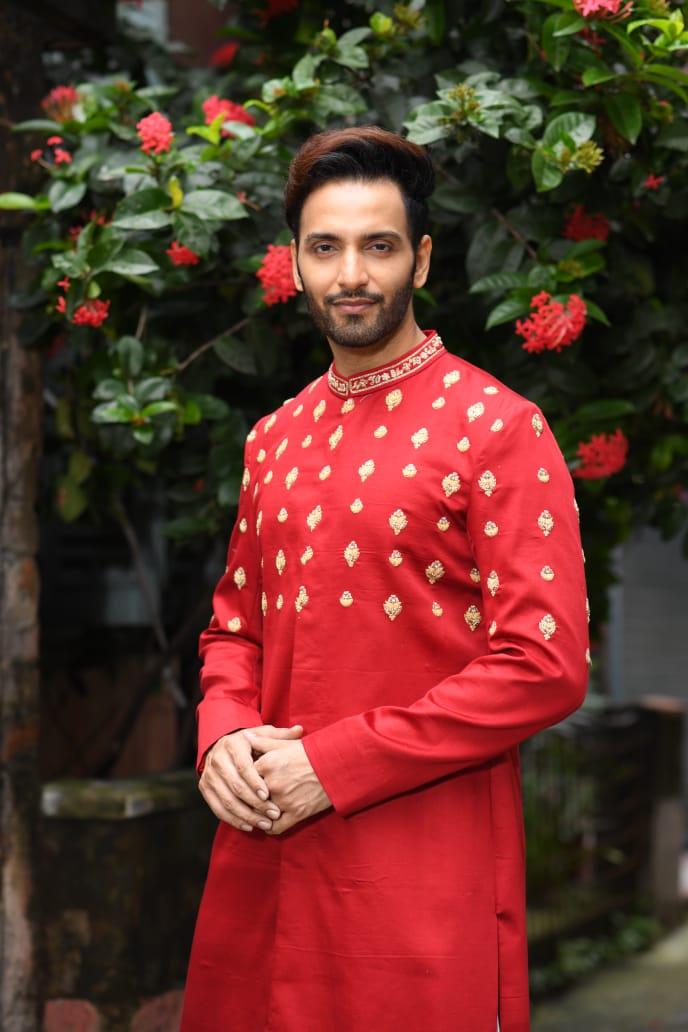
xmin=336 ymin=246 xmax=368 ymax=291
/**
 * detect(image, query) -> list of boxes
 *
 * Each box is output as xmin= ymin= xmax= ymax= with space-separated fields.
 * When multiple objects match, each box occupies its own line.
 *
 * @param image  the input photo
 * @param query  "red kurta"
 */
xmin=181 ymin=332 xmax=589 ymax=1032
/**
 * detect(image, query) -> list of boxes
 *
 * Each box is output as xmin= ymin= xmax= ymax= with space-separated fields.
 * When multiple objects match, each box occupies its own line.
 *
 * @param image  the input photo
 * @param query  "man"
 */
xmin=180 ymin=126 xmax=589 ymax=1032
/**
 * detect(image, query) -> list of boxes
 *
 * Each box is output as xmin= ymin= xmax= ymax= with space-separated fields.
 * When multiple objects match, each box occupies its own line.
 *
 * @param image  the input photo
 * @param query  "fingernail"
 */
xmin=257 ymin=820 xmax=272 ymax=832
xmin=240 ymin=823 xmax=252 ymax=833
xmin=266 ymin=808 xmax=280 ymax=819
xmin=257 ymin=789 xmax=269 ymax=801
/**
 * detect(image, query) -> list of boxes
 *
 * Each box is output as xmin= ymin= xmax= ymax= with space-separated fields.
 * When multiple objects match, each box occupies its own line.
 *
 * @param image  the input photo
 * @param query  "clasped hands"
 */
xmin=199 ymin=724 xmax=332 ymax=835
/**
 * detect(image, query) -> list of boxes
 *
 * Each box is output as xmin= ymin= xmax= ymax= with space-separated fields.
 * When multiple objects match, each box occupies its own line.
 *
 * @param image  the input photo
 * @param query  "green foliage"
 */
xmin=2 ymin=0 xmax=688 ymax=629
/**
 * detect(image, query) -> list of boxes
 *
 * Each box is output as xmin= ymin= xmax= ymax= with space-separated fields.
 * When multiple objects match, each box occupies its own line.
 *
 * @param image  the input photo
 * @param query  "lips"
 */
xmin=332 ymin=299 xmax=376 ymax=315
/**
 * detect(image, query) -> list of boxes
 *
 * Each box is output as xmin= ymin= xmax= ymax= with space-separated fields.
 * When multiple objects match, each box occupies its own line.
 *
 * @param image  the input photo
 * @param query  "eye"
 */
xmin=312 ymin=242 xmax=336 ymax=255
xmin=368 ymin=241 xmax=393 ymax=253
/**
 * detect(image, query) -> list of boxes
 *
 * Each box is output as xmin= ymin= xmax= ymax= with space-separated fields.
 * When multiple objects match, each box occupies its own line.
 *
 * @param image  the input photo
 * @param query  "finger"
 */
xmin=206 ymin=736 xmax=279 ymax=814
xmin=251 ymin=724 xmax=304 ymax=741
xmin=244 ymin=731 xmax=299 ymax=756
xmin=199 ymin=779 xmax=275 ymax=833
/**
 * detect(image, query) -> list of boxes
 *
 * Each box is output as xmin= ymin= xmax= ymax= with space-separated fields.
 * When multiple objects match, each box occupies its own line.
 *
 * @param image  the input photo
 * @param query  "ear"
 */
xmin=413 ymin=234 xmax=432 ymax=289
xmin=290 ymin=239 xmax=303 ymax=292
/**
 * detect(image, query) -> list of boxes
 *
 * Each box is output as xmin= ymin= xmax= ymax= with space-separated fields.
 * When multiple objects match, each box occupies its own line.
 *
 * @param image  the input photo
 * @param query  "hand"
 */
xmin=199 ymin=724 xmax=303 ymax=833
xmin=249 ymin=733 xmax=332 ymax=835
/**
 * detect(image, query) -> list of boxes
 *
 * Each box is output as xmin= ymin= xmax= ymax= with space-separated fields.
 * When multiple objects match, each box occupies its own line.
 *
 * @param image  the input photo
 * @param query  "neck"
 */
xmin=328 ymin=317 xmax=426 ymax=378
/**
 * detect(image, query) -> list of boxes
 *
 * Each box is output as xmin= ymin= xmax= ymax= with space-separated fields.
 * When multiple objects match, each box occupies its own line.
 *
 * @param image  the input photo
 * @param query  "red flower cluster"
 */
xmin=167 ymin=240 xmax=200 ymax=266
xmin=41 ymin=84 xmax=81 ymax=122
xmin=577 ymin=26 xmax=607 ymax=54
xmin=136 ymin=112 xmax=173 ymax=155
xmin=643 ymin=173 xmax=664 ymax=191
xmin=564 ymin=204 xmax=610 ymax=242
xmin=515 ymin=292 xmax=587 ymax=354
xmin=256 ymin=244 xmax=297 ymax=306
xmin=55 ymin=277 xmax=110 ymax=327
xmin=574 ymin=428 xmax=628 ymax=479
xmin=209 ymin=42 xmax=240 ymax=67
xmin=31 ymin=135 xmax=72 ymax=166
xmin=202 ymin=95 xmax=256 ymax=138
xmin=69 ymin=210 xmax=110 ymax=243
xmin=573 ymin=0 xmax=632 ymax=18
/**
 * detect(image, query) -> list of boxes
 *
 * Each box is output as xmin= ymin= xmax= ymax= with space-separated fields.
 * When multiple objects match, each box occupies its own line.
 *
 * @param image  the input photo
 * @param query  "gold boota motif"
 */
xmin=257 ymin=449 xmax=266 ymax=463
xmin=295 ymin=585 xmax=309 ymax=612
xmin=313 ymin=400 xmax=326 ymax=422
xmin=490 ymin=419 xmax=504 ymax=433
xmin=432 ymin=397 xmax=446 ymax=409
xmin=585 ymin=648 xmax=591 ymax=666
xmin=432 ymin=602 xmax=443 ymax=617
xmin=302 ymin=435 xmax=312 ymax=448
xmin=443 ymin=370 xmax=461 ymax=387
xmin=532 ymin=412 xmax=544 ymax=437
xmin=228 ymin=617 xmax=241 ymax=632
xmin=484 ymin=521 xmax=499 ymax=537
xmin=442 ymin=472 xmax=461 ymax=497
xmin=277 ymin=507 xmax=288 ymax=523
xmin=484 ymin=386 xmax=499 ymax=395
xmin=233 ymin=567 xmax=247 ymax=590
xmin=329 ymin=425 xmax=344 ymax=450
xmin=351 ymin=498 xmax=363 ymax=514
xmin=464 ymin=605 xmax=482 ymax=631
xmin=489 ymin=621 xmax=497 ymax=636
xmin=275 ymin=550 xmax=286 ymax=575
xmin=478 ymin=470 xmax=497 ymax=497
xmin=276 ymin=594 xmax=284 ymax=610
xmin=264 ymin=470 xmax=273 ymax=484
xmin=470 ymin=567 xmax=481 ymax=583
xmin=319 ymin=466 xmax=331 ymax=481
xmin=586 ymin=598 xmax=591 ymax=623
xmin=306 ymin=505 xmax=322 ymax=531
xmin=246 ymin=428 xmax=257 ymax=443
xmin=538 ymin=510 xmax=554 ymax=536
xmin=344 ymin=541 xmax=360 ymax=568
xmin=383 ymin=595 xmax=402 ymax=621
xmin=411 ymin=427 xmax=429 ymax=449
xmin=425 ymin=560 xmax=445 ymax=585
xmin=359 ymin=459 xmax=375 ymax=482
xmin=487 ymin=570 xmax=500 ymax=596
xmin=242 ymin=467 xmax=250 ymax=490
xmin=339 ymin=591 xmax=354 ymax=607
xmin=261 ymin=593 xmax=267 ymax=616
xmin=389 ymin=509 xmax=408 ymax=535
xmin=386 ymin=389 xmax=403 ymax=411
xmin=256 ymin=511 xmax=263 ymax=534
xmin=341 ymin=399 xmax=355 ymax=414
xmin=301 ymin=546 xmax=313 ymax=565
xmin=285 ymin=467 xmax=299 ymax=489
xmin=239 ymin=518 xmax=248 ymax=533
xmin=264 ymin=413 xmax=277 ymax=433
xmin=537 ymin=467 xmax=550 ymax=483
xmin=403 ymin=464 xmax=417 ymax=478
xmin=539 ymin=614 xmax=556 ymax=640
xmin=437 ymin=517 xmax=451 ymax=532
xmin=374 ymin=425 xmax=388 ymax=439
xmin=540 ymin=565 xmax=555 ymax=581
xmin=389 ymin=550 xmax=403 ymax=567
xmin=293 ymin=404 xmax=303 ymax=417
xmin=467 ymin=402 xmax=485 ymax=422
xmin=276 ymin=438 xmax=288 ymax=460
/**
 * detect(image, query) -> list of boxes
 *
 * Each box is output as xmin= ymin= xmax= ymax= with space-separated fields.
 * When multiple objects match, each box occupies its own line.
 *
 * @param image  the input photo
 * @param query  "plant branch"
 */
xmin=490 ymin=207 xmax=539 ymax=261
xmin=175 ymin=314 xmax=253 ymax=373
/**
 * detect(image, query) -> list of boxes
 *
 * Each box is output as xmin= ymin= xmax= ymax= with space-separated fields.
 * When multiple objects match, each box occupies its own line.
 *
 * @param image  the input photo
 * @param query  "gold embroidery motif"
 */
xmin=293 ymin=404 xmax=303 ymax=417
xmin=319 ymin=465 xmax=331 ymax=481
xmin=478 ymin=470 xmax=497 ymax=497
xmin=257 ymin=449 xmax=266 ymax=464
xmin=239 ymin=518 xmax=248 ymax=533
xmin=539 ymin=614 xmax=556 ymax=640
xmin=329 ymin=425 xmax=343 ymax=450
xmin=468 ymin=402 xmax=485 ymax=422
xmin=374 ymin=425 xmax=388 ymax=439
xmin=464 ymin=605 xmax=482 ymax=631
xmin=470 ymin=567 xmax=481 ymax=583
xmin=403 ymin=464 xmax=417 ymax=478
xmin=344 ymin=541 xmax=360 ymax=568
xmin=484 ymin=386 xmax=499 ymax=395
xmin=242 ymin=467 xmax=250 ymax=491
xmin=341 ymin=398 xmax=355 ymax=414
xmin=313 ymin=400 xmax=326 ymax=422
xmin=484 ymin=521 xmax=499 ymax=537
xmin=302 ymin=435 xmax=312 ymax=448
xmin=301 ymin=545 xmax=313 ymax=565
xmin=233 ymin=567 xmax=246 ymax=590
xmin=276 ymin=594 xmax=284 ymax=610
xmin=538 ymin=510 xmax=554 ymax=536
xmin=443 ymin=370 xmax=461 ymax=387
xmin=586 ymin=598 xmax=591 ymax=623
xmin=490 ymin=419 xmax=504 ymax=433
xmin=585 ymin=647 xmax=591 ymax=666
xmin=261 ymin=592 xmax=267 ymax=616
xmin=487 ymin=570 xmax=500 ymax=596
xmin=277 ymin=507 xmax=288 ymax=523
xmin=389 ymin=509 xmax=408 ymax=535
xmin=537 ymin=467 xmax=550 ymax=483
xmin=275 ymin=550 xmax=286 ymax=575
xmin=432 ymin=602 xmax=443 ymax=617
xmin=411 ymin=427 xmax=429 ymax=448
xmin=437 ymin=517 xmax=451 ymax=532
xmin=295 ymin=585 xmax=309 ymax=612
xmin=264 ymin=413 xmax=277 ymax=433
xmin=359 ymin=459 xmax=375 ymax=482
xmin=389 ymin=550 xmax=403 ymax=567
xmin=256 ymin=511 xmax=263 ymax=534
xmin=432 ymin=397 xmax=446 ymax=409
xmin=386 ymin=389 xmax=403 ymax=411
xmin=228 ymin=617 xmax=241 ymax=632
xmin=383 ymin=595 xmax=402 ymax=621
xmin=540 ymin=565 xmax=555 ymax=581
xmin=457 ymin=437 xmax=470 ymax=452
xmin=426 ymin=560 xmax=445 ymax=584
xmin=489 ymin=621 xmax=497 ymax=636
xmin=351 ymin=498 xmax=363 ymax=514
xmin=264 ymin=470 xmax=273 ymax=484
xmin=285 ymin=467 xmax=299 ymax=489
xmin=306 ymin=506 xmax=322 ymax=531
xmin=532 ymin=412 xmax=544 ymax=437
xmin=328 ymin=335 xmax=443 ymax=398
xmin=308 ymin=378 xmax=321 ymax=394
xmin=276 ymin=438 xmax=288 ymax=460
xmin=246 ymin=428 xmax=257 ymax=443
xmin=339 ymin=591 xmax=354 ymax=607
xmin=442 ymin=472 xmax=460 ymax=497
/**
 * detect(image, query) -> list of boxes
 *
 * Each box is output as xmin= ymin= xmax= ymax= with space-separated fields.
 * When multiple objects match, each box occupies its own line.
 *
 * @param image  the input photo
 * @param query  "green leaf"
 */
xmin=543 ymin=112 xmax=596 ymax=148
xmin=486 ymin=297 xmax=530 ymax=330
xmin=310 ymin=84 xmax=367 ymax=122
xmin=181 ymin=189 xmax=247 ymax=222
xmin=583 ymin=299 xmax=610 ymax=325
xmin=581 ymin=67 xmax=615 ymax=87
xmin=116 ymin=336 xmax=144 ymax=378
xmin=214 ymin=335 xmax=258 ymax=374
xmin=0 ymin=191 xmax=42 ymax=211
xmin=48 ymin=180 xmax=87 ymax=213
xmin=542 ymin=14 xmax=572 ymax=70
xmin=183 ymin=399 xmax=202 ymax=425
xmin=470 ymin=271 xmax=530 ymax=294
xmin=102 ymin=249 xmax=160 ymax=276
xmin=603 ymin=93 xmax=643 ymax=144
xmin=135 ymin=377 xmax=169 ymax=403
xmin=93 ymin=378 xmax=127 ymax=401
xmin=132 ymin=424 xmax=155 ymax=445
xmin=67 ymin=449 xmax=92 ymax=485
xmin=92 ymin=401 xmax=138 ymax=424
xmin=141 ymin=400 xmax=178 ymax=418
xmin=531 ymin=149 xmax=563 ymax=192
xmin=424 ymin=0 xmax=447 ymax=44
xmin=656 ymin=121 xmax=688 ymax=151
xmin=56 ymin=476 xmax=88 ymax=523
xmin=574 ymin=399 xmax=636 ymax=422
xmin=12 ymin=118 xmax=62 ymax=132
xmin=111 ymin=187 xmax=171 ymax=229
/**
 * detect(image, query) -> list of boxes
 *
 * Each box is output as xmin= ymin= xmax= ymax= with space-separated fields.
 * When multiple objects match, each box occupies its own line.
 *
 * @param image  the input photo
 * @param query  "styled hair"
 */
xmin=284 ymin=125 xmax=435 ymax=249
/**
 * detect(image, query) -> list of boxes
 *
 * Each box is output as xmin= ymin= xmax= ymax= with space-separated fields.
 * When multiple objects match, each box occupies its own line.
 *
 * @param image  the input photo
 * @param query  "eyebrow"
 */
xmin=303 ymin=230 xmax=405 ymax=244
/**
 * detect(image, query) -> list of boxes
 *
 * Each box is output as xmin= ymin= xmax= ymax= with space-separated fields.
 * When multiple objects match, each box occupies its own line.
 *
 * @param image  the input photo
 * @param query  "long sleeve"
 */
xmin=303 ymin=402 xmax=589 ymax=816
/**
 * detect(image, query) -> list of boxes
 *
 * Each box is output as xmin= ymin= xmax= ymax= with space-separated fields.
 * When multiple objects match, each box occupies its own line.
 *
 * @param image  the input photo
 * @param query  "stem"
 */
xmin=135 ymin=304 xmax=148 ymax=340
xmin=175 ymin=314 xmax=253 ymax=373
xmin=490 ymin=207 xmax=538 ymax=261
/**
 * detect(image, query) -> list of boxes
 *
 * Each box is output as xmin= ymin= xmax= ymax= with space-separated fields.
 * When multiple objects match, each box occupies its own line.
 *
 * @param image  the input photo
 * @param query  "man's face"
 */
xmin=291 ymin=178 xmax=430 ymax=354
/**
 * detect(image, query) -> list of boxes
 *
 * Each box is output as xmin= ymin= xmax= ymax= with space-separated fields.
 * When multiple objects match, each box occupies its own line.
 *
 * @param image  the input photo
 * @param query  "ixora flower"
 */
xmin=31 ymin=136 xmax=72 ymax=166
xmin=573 ymin=0 xmax=632 ymax=18
xmin=201 ymin=95 xmax=256 ymax=137
xmin=643 ymin=173 xmax=664 ymax=191
xmin=71 ymin=299 xmax=111 ymax=327
xmin=256 ymin=244 xmax=297 ymax=306
xmin=136 ymin=112 xmax=174 ymax=155
xmin=515 ymin=292 xmax=587 ymax=353
xmin=574 ymin=428 xmax=629 ymax=478
xmin=564 ymin=203 xmax=610 ymax=242
xmin=209 ymin=41 xmax=240 ymax=67
xmin=41 ymin=84 xmax=81 ymax=122
xmin=167 ymin=240 xmax=200 ymax=266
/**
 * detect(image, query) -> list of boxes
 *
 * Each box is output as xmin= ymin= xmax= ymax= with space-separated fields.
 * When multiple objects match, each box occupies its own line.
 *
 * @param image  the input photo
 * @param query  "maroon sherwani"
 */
xmin=181 ymin=332 xmax=589 ymax=1032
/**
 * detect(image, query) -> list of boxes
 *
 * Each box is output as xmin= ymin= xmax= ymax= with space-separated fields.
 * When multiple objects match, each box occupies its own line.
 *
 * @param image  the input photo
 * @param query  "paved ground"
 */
xmin=531 ymin=919 xmax=688 ymax=1031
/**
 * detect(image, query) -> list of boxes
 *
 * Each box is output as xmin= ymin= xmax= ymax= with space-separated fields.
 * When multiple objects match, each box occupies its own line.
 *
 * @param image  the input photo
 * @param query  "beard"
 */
xmin=299 ymin=270 xmax=416 ymax=351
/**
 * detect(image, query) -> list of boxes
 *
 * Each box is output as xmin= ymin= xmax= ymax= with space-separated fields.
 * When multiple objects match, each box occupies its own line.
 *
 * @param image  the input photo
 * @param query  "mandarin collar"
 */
xmin=327 ymin=332 xmax=444 ymax=399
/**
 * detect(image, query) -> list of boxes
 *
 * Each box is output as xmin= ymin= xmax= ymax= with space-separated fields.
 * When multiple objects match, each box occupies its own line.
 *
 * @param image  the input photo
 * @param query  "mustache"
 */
xmin=325 ymin=289 xmax=384 ymax=304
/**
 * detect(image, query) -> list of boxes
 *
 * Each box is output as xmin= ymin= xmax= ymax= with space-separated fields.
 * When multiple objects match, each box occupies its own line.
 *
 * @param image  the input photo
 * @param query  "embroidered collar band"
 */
xmin=327 ymin=332 xmax=444 ymax=399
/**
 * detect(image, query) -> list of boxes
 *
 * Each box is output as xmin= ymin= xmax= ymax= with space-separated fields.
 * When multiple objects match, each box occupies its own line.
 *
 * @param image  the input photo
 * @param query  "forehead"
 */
xmin=299 ymin=178 xmax=410 ymax=240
